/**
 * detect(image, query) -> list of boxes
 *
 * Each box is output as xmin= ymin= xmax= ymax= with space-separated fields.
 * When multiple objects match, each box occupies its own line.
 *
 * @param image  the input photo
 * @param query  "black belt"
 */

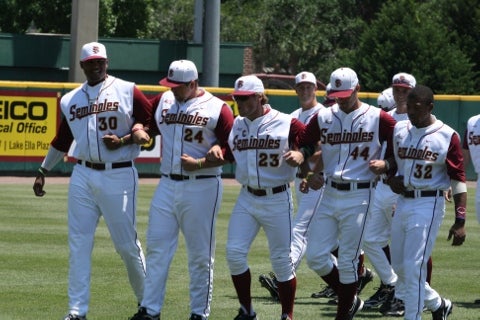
xmin=246 ymin=184 xmax=288 ymax=196
xmin=329 ymin=180 xmax=372 ymax=191
xmin=403 ymin=190 xmax=442 ymax=198
xmin=77 ymin=160 xmax=132 ymax=170
xmin=296 ymin=173 xmax=304 ymax=179
xmin=162 ymin=174 xmax=217 ymax=181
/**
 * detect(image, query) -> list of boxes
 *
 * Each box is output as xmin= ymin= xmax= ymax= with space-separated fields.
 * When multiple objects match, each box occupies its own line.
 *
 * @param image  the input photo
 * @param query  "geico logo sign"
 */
xmin=0 ymin=100 xmax=48 ymax=120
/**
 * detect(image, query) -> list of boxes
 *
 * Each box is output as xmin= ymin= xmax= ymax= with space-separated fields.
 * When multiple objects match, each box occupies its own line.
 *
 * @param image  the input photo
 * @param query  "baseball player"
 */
xmin=363 ymin=74 xmax=414 ymax=314
xmin=377 ymin=87 xmax=396 ymax=112
xmin=32 ymin=42 xmax=151 ymax=320
xmin=298 ymin=67 xmax=396 ymax=320
xmin=259 ymin=73 xmax=374 ymax=303
xmin=130 ymin=60 xmax=234 ymax=320
xmin=463 ymin=114 xmax=480 ymax=224
xmin=388 ymin=84 xmax=466 ymax=320
xmin=224 ymin=75 xmax=304 ymax=320
xmin=258 ymin=71 xmax=325 ymax=299
xmin=463 ymin=112 xmax=480 ymax=305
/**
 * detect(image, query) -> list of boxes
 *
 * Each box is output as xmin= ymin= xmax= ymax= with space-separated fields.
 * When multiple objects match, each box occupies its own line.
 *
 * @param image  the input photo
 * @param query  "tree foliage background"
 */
xmin=0 ymin=0 xmax=478 ymax=94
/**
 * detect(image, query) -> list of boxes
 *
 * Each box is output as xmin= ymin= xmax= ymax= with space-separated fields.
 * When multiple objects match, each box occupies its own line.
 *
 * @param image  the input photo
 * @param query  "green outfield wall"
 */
xmin=0 ymin=81 xmax=479 ymax=180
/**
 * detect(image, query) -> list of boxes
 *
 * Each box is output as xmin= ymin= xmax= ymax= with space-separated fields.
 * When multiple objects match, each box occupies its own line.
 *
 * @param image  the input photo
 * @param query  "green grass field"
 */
xmin=1 ymin=179 xmax=479 ymax=320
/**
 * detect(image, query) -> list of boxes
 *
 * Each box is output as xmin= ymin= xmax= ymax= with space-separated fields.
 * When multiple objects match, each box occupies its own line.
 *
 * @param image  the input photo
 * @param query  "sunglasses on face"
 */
xmin=232 ymin=95 xmax=254 ymax=102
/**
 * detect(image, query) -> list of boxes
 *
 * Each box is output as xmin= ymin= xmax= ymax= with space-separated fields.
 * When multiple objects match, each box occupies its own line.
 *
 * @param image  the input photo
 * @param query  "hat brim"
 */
xmin=328 ymin=89 xmax=354 ymax=98
xmin=81 ymin=55 xmax=107 ymax=62
xmin=232 ymin=91 xmax=257 ymax=96
xmin=159 ymin=77 xmax=186 ymax=88
xmin=295 ymin=81 xmax=317 ymax=86
xmin=392 ymin=83 xmax=413 ymax=89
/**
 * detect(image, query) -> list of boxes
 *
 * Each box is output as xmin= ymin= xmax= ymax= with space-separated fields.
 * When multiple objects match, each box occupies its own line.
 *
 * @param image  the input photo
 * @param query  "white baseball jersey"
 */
xmin=391 ymin=116 xmax=465 ymax=319
xmin=153 ymin=89 xmax=229 ymax=176
xmin=464 ymin=114 xmax=480 ymax=223
xmin=229 ymin=105 xmax=297 ymax=188
xmin=60 ymin=76 xmax=141 ymax=162
xmin=464 ymin=114 xmax=480 ymax=173
xmin=307 ymin=102 xmax=390 ymax=182
xmin=394 ymin=117 xmax=461 ymax=190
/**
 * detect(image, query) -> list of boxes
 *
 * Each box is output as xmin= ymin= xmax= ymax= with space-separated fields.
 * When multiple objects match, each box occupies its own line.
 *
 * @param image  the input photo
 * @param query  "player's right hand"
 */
xmin=33 ymin=174 xmax=46 ymax=197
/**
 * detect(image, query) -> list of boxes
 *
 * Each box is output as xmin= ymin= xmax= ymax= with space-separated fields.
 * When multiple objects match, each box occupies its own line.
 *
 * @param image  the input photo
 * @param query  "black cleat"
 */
xmin=363 ymin=283 xmax=394 ymax=309
xmin=357 ymin=268 xmax=375 ymax=295
xmin=129 ymin=307 xmax=160 ymax=320
xmin=432 ymin=298 xmax=452 ymax=320
xmin=311 ymin=285 xmax=337 ymax=299
xmin=233 ymin=308 xmax=258 ymax=320
xmin=259 ymin=273 xmax=279 ymax=301
xmin=64 ymin=315 xmax=86 ymax=320
xmin=347 ymin=295 xmax=364 ymax=320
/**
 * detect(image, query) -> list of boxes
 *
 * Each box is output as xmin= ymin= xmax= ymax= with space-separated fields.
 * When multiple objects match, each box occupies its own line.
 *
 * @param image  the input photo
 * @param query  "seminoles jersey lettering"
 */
xmin=465 ymin=114 xmax=480 ymax=173
xmin=316 ymin=103 xmax=381 ymax=181
xmin=154 ymin=89 xmax=225 ymax=175
xmin=394 ymin=118 xmax=456 ymax=190
xmin=60 ymin=76 xmax=140 ymax=162
xmin=229 ymin=107 xmax=295 ymax=188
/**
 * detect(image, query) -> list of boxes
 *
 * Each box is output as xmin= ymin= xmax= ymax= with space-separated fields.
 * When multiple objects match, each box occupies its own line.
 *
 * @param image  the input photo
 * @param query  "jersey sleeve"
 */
xmin=132 ymin=86 xmax=153 ymax=127
xmin=289 ymin=118 xmax=305 ymax=148
xmin=50 ymin=117 xmax=74 ymax=152
xmin=214 ymin=104 xmax=235 ymax=161
xmin=446 ymin=132 xmax=466 ymax=182
xmin=296 ymin=113 xmax=320 ymax=155
xmin=379 ymin=110 xmax=396 ymax=159
xmin=462 ymin=128 xmax=469 ymax=150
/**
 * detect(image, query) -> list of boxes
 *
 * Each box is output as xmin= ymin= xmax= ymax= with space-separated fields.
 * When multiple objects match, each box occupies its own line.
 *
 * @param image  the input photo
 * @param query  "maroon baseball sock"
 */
xmin=382 ymin=245 xmax=392 ymax=264
xmin=231 ymin=269 xmax=253 ymax=315
xmin=321 ymin=266 xmax=340 ymax=294
xmin=277 ymin=277 xmax=296 ymax=318
xmin=335 ymin=282 xmax=357 ymax=320
xmin=357 ymin=253 xmax=365 ymax=277
xmin=427 ymin=256 xmax=433 ymax=284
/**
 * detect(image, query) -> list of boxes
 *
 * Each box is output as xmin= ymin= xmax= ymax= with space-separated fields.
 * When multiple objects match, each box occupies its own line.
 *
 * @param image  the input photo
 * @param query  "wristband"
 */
xmin=305 ymin=172 xmax=315 ymax=181
xmin=131 ymin=127 xmax=144 ymax=134
xmin=455 ymin=206 xmax=466 ymax=220
xmin=38 ymin=167 xmax=48 ymax=176
xmin=120 ymin=137 xmax=125 ymax=145
xmin=384 ymin=159 xmax=390 ymax=171
xmin=197 ymin=158 xmax=202 ymax=169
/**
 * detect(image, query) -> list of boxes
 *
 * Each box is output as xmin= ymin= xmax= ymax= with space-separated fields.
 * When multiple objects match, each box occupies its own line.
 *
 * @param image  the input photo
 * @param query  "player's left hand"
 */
xmin=283 ymin=150 xmax=304 ymax=167
xmin=447 ymin=222 xmax=466 ymax=246
xmin=102 ymin=134 xmax=122 ymax=150
xmin=444 ymin=187 xmax=453 ymax=202
xmin=33 ymin=174 xmax=46 ymax=197
xmin=306 ymin=172 xmax=324 ymax=190
xmin=206 ymin=145 xmax=224 ymax=161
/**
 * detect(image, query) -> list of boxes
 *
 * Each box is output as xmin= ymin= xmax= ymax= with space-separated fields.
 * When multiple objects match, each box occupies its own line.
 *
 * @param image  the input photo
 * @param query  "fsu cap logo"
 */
xmin=334 ymin=79 xmax=342 ymax=88
xmin=92 ymin=46 xmax=100 ymax=54
xmin=237 ymin=80 xmax=244 ymax=88
xmin=168 ymin=69 xmax=174 ymax=78
xmin=301 ymin=73 xmax=307 ymax=80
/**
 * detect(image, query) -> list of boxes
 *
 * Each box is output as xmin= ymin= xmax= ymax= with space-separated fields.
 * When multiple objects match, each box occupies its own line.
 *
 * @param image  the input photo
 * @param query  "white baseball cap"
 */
xmin=328 ymin=67 xmax=359 ymax=98
xmin=80 ymin=42 xmax=107 ymax=62
xmin=233 ymin=75 xmax=265 ymax=96
xmin=159 ymin=60 xmax=198 ymax=88
xmin=295 ymin=71 xmax=317 ymax=86
xmin=392 ymin=72 xmax=416 ymax=88
xmin=377 ymin=87 xmax=396 ymax=111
